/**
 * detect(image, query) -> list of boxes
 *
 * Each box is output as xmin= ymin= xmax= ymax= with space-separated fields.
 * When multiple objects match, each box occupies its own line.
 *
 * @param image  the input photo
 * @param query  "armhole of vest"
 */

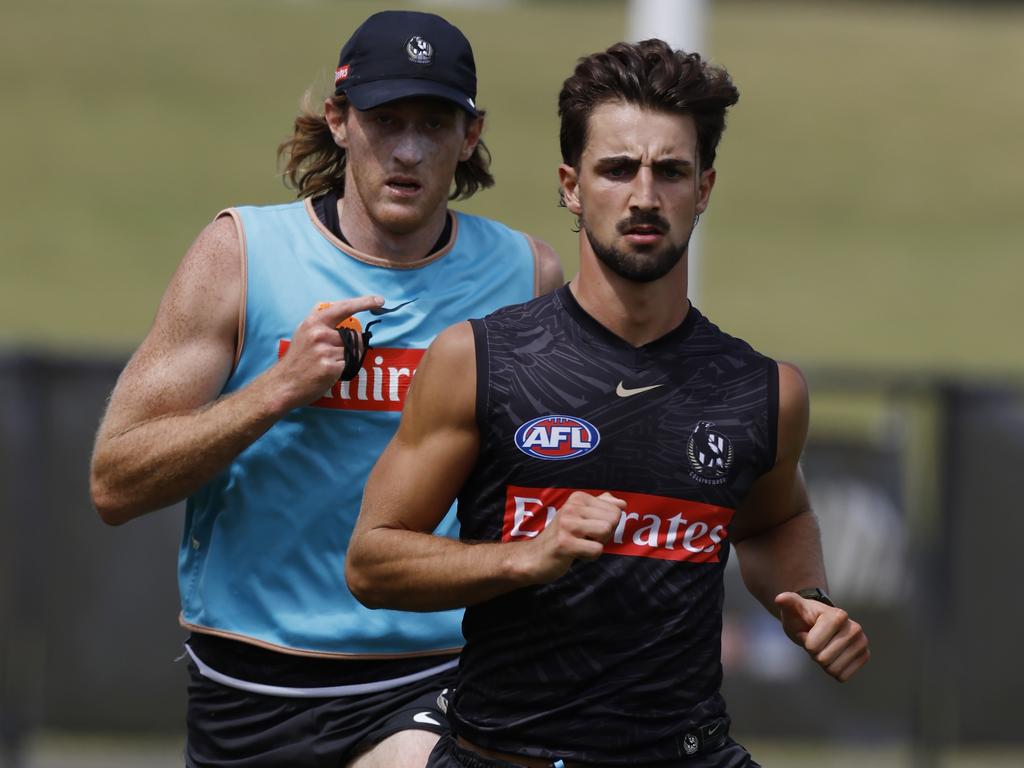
xmin=468 ymin=318 xmax=489 ymax=434
xmin=765 ymin=357 xmax=781 ymax=473
xmin=524 ymin=233 xmax=542 ymax=297
xmin=215 ymin=208 xmax=247 ymax=375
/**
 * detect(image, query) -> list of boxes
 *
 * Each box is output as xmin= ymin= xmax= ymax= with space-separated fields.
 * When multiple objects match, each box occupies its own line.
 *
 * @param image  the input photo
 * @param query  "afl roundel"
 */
xmin=514 ymin=415 xmax=601 ymax=461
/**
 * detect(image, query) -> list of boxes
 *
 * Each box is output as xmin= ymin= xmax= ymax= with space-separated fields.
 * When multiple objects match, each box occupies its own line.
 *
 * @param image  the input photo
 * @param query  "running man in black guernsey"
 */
xmin=347 ymin=39 xmax=870 ymax=768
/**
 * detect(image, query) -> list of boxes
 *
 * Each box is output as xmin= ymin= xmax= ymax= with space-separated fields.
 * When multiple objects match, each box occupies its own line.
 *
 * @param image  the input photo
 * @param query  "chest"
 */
xmin=483 ymin=347 xmax=772 ymax=508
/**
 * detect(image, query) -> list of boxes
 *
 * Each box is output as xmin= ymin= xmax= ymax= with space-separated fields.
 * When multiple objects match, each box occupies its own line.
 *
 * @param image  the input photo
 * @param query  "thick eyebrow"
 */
xmin=593 ymin=155 xmax=695 ymax=172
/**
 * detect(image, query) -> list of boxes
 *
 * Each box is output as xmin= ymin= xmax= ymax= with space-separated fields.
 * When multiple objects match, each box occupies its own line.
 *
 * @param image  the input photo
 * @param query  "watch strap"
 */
xmin=796 ymin=587 xmax=835 ymax=607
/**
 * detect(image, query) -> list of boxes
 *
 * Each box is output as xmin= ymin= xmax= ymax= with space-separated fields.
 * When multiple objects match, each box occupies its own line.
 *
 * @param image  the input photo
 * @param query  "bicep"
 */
xmin=359 ymin=323 xmax=479 ymax=535
xmin=98 ymin=216 xmax=241 ymax=439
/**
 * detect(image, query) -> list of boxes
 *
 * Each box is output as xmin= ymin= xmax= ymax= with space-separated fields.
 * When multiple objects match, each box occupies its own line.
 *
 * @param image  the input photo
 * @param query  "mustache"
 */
xmin=615 ymin=211 xmax=671 ymax=235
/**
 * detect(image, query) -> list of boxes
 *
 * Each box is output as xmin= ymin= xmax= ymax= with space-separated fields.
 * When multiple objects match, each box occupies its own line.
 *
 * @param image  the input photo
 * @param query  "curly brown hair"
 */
xmin=277 ymin=92 xmax=494 ymax=200
xmin=558 ymin=39 xmax=740 ymax=173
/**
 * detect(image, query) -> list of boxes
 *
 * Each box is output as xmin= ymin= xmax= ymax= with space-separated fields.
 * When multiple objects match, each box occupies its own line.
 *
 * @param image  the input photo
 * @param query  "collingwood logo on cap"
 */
xmin=406 ymin=36 xmax=433 ymax=65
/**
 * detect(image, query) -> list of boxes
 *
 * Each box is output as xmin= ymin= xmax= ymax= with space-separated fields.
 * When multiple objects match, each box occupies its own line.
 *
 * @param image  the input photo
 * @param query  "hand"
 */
xmin=272 ymin=296 xmax=384 ymax=409
xmin=519 ymin=491 xmax=626 ymax=585
xmin=774 ymin=592 xmax=870 ymax=682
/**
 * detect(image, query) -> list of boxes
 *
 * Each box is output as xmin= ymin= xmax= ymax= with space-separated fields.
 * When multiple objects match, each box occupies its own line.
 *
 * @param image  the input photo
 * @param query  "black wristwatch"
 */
xmin=796 ymin=587 xmax=835 ymax=607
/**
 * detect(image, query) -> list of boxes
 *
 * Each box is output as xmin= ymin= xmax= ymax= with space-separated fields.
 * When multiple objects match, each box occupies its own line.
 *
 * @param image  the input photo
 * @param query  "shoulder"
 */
xmin=402 ymin=321 xmax=478 ymax=430
xmin=483 ymin=287 xmax=561 ymax=326
xmin=776 ymin=361 xmax=809 ymax=423
xmin=528 ymin=237 xmax=564 ymax=295
xmin=426 ymin=321 xmax=476 ymax=366
xmin=175 ymin=214 xmax=243 ymax=296
xmin=688 ymin=306 xmax=772 ymax=365
xmin=222 ymin=199 xmax=310 ymax=232
xmin=774 ymin=361 xmax=809 ymax=464
xmin=452 ymin=211 xmax=535 ymax=251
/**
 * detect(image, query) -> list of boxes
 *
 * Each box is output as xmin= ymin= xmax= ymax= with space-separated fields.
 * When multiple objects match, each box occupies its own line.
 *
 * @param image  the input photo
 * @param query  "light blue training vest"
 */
xmin=179 ymin=199 xmax=537 ymax=656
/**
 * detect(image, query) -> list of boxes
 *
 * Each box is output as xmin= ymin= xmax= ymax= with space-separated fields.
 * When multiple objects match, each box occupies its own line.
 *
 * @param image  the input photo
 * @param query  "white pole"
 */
xmin=627 ymin=0 xmax=709 ymax=306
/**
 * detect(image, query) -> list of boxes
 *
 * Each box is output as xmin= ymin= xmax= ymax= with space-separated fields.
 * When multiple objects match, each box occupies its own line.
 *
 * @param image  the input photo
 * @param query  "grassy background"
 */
xmin=2 ymin=0 xmax=1022 ymax=376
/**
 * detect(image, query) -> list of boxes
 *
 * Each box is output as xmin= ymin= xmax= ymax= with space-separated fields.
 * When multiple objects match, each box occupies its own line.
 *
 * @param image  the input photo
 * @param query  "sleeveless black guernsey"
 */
xmin=452 ymin=285 xmax=779 ymax=764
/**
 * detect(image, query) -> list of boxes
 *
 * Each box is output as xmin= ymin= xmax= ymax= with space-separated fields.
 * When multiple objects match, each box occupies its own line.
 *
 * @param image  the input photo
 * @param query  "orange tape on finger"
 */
xmin=317 ymin=302 xmax=363 ymax=333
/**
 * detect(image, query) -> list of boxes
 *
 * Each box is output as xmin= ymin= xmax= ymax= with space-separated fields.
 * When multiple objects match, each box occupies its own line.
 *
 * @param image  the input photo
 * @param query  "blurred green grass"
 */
xmin=2 ymin=0 xmax=1022 ymax=376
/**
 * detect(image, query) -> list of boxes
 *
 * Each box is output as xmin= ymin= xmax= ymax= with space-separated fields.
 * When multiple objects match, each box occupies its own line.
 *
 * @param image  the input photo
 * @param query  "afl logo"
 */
xmin=514 ymin=415 xmax=600 ymax=461
xmin=687 ymin=420 xmax=734 ymax=485
xmin=406 ymin=36 xmax=433 ymax=65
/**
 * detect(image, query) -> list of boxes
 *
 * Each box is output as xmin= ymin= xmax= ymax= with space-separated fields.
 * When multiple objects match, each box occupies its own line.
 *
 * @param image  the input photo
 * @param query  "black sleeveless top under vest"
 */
xmin=451 ymin=285 xmax=779 ymax=764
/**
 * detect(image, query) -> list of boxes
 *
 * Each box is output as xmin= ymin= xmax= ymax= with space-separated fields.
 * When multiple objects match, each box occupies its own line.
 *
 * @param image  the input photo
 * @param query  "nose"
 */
xmin=393 ymin=127 xmax=426 ymax=167
xmin=629 ymin=166 xmax=658 ymax=211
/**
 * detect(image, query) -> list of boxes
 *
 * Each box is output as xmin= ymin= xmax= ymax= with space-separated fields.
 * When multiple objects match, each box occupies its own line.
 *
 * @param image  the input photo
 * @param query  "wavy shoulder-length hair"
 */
xmin=277 ymin=91 xmax=494 ymax=200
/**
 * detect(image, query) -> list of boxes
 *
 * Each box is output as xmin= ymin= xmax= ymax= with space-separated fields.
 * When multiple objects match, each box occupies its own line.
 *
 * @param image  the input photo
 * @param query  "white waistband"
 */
xmin=184 ymin=643 xmax=458 ymax=698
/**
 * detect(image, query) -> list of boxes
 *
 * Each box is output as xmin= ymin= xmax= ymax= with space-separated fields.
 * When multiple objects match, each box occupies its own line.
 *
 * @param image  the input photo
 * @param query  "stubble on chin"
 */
xmin=583 ymin=221 xmax=690 ymax=284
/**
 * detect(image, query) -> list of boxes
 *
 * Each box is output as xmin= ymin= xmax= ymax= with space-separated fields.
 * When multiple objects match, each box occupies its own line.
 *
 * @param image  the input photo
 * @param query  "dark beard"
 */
xmin=583 ymin=211 xmax=690 ymax=284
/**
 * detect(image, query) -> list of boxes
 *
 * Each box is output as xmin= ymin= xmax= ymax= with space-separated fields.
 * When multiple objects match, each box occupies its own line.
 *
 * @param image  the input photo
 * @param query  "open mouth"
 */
xmin=386 ymin=177 xmax=422 ymax=195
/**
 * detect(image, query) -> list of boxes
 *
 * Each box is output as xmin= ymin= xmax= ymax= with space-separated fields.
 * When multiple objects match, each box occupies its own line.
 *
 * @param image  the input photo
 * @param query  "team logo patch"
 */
xmin=683 ymin=733 xmax=699 ymax=755
xmin=406 ymin=35 xmax=433 ymax=65
xmin=687 ymin=420 xmax=734 ymax=485
xmin=514 ymin=415 xmax=600 ymax=461
xmin=334 ymin=64 xmax=350 ymax=84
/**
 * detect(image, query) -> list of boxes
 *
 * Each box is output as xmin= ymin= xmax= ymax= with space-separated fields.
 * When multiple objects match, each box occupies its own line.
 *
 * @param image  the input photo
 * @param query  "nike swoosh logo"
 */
xmin=615 ymin=382 xmax=665 ymax=398
xmin=707 ymin=723 xmax=720 ymax=736
xmin=413 ymin=712 xmax=441 ymax=726
xmin=370 ymin=298 xmax=418 ymax=316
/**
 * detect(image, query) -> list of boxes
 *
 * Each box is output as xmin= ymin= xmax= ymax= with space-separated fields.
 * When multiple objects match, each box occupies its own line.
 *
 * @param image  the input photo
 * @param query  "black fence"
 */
xmin=2 ymin=353 xmax=1022 ymax=766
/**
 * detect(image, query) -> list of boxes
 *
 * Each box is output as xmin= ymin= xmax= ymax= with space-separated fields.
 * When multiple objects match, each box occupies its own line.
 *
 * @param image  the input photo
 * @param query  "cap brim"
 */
xmin=342 ymin=78 xmax=479 ymax=116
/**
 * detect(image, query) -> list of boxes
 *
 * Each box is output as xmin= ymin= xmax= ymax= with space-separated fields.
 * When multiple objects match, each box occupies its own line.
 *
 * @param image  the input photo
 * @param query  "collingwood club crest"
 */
xmin=682 ymin=733 xmax=699 ymax=756
xmin=406 ymin=35 xmax=433 ymax=65
xmin=687 ymin=420 xmax=733 ymax=485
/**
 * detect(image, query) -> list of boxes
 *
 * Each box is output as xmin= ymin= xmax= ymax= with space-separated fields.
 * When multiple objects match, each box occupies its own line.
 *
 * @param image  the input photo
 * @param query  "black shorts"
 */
xmin=425 ymin=733 xmax=761 ymax=768
xmin=185 ymin=656 xmax=456 ymax=768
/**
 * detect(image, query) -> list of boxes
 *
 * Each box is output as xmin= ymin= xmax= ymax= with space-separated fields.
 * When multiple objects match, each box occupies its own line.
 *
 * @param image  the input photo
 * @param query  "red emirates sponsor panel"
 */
xmin=503 ymin=485 xmax=735 ymax=563
xmin=277 ymin=340 xmax=424 ymax=412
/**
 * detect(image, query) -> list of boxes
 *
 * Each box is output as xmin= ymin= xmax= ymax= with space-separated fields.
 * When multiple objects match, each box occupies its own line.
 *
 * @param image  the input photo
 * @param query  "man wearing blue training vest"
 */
xmin=89 ymin=10 xmax=561 ymax=767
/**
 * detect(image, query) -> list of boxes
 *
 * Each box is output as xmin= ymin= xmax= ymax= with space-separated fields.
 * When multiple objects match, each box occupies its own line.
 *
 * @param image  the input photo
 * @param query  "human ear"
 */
xmin=558 ymin=164 xmax=582 ymax=215
xmin=695 ymin=168 xmax=716 ymax=215
xmin=459 ymin=115 xmax=484 ymax=161
xmin=324 ymin=98 xmax=349 ymax=148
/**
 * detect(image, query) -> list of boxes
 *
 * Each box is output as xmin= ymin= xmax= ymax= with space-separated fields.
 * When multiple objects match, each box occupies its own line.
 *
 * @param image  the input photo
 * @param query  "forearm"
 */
xmin=90 ymin=371 xmax=289 ymax=524
xmin=346 ymin=528 xmax=534 ymax=612
xmin=734 ymin=507 xmax=828 ymax=616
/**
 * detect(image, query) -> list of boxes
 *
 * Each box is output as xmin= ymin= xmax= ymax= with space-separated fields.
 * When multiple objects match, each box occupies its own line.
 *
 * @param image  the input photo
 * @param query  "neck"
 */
xmin=570 ymin=236 xmax=690 ymax=347
xmin=337 ymin=197 xmax=448 ymax=263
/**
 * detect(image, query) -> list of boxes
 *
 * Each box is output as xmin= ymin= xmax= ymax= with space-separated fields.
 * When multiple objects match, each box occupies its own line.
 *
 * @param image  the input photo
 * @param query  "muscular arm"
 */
xmin=732 ymin=363 xmax=823 ymax=607
xmin=90 ymin=214 xmax=383 ymax=525
xmin=346 ymin=322 xmax=623 ymax=611
xmin=732 ymin=362 xmax=870 ymax=681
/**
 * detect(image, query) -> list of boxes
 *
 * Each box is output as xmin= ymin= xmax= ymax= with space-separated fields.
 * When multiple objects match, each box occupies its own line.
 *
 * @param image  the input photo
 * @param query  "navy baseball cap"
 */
xmin=334 ymin=11 xmax=479 ymax=116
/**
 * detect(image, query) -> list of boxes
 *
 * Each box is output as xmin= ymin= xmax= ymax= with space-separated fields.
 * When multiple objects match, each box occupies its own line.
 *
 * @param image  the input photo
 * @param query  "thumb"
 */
xmin=774 ymin=591 xmax=815 ymax=624
xmin=596 ymin=492 xmax=627 ymax=508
